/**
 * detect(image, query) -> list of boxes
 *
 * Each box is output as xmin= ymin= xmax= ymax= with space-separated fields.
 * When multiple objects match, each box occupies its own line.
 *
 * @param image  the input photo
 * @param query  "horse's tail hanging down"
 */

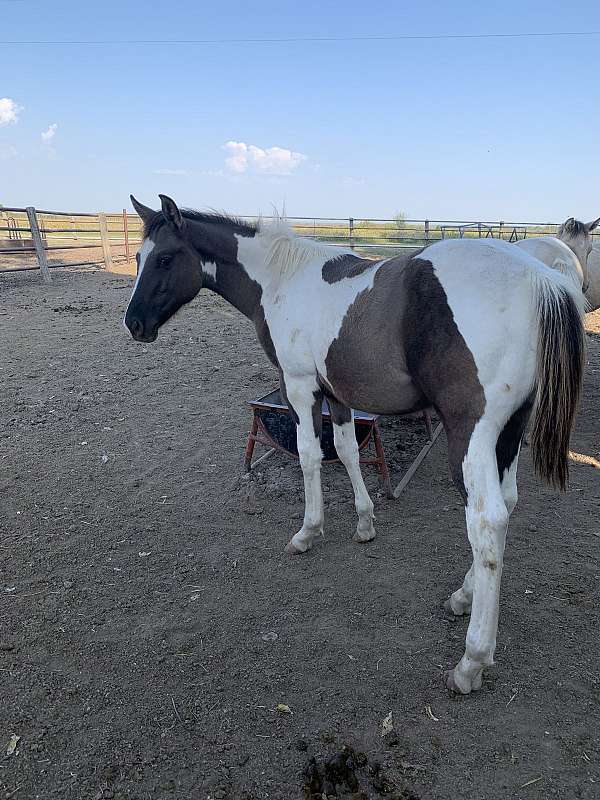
xmin=530 ymin=273 xmax=585 ymax=490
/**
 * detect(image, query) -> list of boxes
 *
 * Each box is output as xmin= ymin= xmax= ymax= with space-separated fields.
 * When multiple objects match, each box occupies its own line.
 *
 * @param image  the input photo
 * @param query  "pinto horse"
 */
xmin=125 ymin=195 xmax=588 ymax=694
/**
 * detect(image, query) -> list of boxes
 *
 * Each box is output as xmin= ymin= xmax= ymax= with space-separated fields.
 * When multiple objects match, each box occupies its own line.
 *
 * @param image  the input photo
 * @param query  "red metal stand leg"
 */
xmin=244 ymin=414 xmax=259 ymax=472
xmin=373 ymin=423 xmax=393 ymax=498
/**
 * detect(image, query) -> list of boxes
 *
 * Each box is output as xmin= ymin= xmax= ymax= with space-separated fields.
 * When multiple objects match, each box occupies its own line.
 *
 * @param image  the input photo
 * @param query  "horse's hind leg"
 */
xmin=446 ymin=425 xmax=510 ymax=694
xmin=446 ymin=402 xmax=530 ymax=617
xmin=446 ymin=449 xmax=520 ymax=617
xmin=328 ymin=398 xmax=376 ymax=543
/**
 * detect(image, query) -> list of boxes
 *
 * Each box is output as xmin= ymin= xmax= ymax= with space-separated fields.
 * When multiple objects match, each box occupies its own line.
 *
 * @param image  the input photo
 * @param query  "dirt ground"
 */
xmin=1 ymin=266 xmax=599 ymax=800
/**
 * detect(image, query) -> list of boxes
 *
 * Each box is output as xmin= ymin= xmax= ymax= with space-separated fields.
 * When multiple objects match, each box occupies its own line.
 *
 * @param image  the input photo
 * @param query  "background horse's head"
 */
xmin=557 ymin=216 xmax=600 ymax=292
xmin=124 ymin=195 xmax=204 ymax=342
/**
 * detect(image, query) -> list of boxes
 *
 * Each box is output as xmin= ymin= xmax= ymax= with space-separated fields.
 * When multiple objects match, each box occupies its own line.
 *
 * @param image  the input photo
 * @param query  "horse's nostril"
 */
xmin=129 ymin=318 xmax=143 ymax=338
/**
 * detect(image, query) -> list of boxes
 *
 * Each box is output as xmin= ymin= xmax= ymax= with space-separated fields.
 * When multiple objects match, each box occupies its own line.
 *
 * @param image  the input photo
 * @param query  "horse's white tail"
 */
xmin=530 ymin=276 xmax=585 ymax=490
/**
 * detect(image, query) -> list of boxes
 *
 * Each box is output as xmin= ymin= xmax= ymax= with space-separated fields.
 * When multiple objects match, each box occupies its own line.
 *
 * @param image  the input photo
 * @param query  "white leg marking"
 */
xmin=447 ymin=429 xmax=509 ymax=694
xmin=332 ymin=419 xmax=375 ymax=543
xmin=283 ymin=377 xmax=324 ymax=555
xmin=448 ymin=445 xmax=521 ymax=617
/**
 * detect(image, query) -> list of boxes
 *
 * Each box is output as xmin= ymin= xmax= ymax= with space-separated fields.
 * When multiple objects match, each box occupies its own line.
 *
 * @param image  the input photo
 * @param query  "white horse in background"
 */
xmin=585 ymin=245 xmax=600 ymax=311
xmin=515 ymin=217 xmax=600 ymax=305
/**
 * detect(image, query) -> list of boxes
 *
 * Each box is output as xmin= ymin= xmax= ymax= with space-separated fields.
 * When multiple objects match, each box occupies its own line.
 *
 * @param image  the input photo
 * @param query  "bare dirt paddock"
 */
xmin=1 ymin=268 xmax=599 ymax=800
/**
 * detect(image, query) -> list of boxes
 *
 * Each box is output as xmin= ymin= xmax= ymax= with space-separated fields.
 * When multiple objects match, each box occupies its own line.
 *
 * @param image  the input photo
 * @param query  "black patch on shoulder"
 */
xmin=496 ymin=398 xmax=533 ymax=480
xmin=322 ymin=254 xmax=377 ymax=284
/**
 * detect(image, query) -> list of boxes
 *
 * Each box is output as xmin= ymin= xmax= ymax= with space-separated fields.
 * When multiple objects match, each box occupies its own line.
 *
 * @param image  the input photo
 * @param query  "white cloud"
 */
xmin=41 ymin=123 xmax=58 ymax=143
xmin=0 ymin=97 xmax=22 ymax=126
xmin=223 ymin=141 xmax=249 ymax=173
xmin=154 ymin=168 xmax=189 ymax=175
xmin=0 ymin=144 xmax=18 ymax=160
xmin=223 ymin=141 xmax=307 ymax=176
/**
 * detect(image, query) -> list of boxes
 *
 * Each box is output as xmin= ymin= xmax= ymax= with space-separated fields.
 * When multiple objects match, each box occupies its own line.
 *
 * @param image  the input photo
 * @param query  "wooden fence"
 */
xmin=1 ymin=206 xmax=595 ymax=282
xmin=0 ymin=207 xmax=144 ymax=281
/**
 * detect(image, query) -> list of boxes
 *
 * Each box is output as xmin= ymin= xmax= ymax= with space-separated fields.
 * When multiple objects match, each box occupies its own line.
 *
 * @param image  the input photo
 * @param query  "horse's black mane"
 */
xmin=144 ymin=208 xmax=258 ymax=238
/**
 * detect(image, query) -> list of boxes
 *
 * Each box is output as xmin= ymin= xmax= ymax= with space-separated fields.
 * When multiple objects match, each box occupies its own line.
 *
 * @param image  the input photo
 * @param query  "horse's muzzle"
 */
xmin=125 ymin=315 xmax=158 ymax=343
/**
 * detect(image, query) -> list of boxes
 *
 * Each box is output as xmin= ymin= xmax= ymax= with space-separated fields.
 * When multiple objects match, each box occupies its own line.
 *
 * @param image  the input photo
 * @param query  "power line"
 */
xmin=2 ymin=30 xmax=600 ymax=45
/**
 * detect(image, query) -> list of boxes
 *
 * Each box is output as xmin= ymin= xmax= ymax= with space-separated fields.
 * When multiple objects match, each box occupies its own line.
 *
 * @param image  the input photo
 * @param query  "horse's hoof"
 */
xmin=444 ymin=595 xmax=471 ymax=616
xmin=472 ymin=670 xmax=483 ymax=691
xmin=445 ymin=668 xmax=472 ymax=695
xmin=445 ymin=666 xmax=483 ymax=694
xmin=443 ymin=598 xmax=457 ymax=616
xmin=284 ymin=540 xmax=309 ymax=555
xmin=353 ymin=528 xmax=376 ymax=543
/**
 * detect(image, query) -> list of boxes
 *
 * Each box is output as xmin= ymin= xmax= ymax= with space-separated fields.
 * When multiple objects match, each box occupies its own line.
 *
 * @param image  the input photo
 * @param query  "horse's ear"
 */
xmin=558 ymin=217 xmax=576 ymax=237
xmin=159 ymin=194 xmax=183 ymax=231
xmin=130 ymin=195 xmax=154 ymax=223
xmin=585 ymin=217 xmax=600 ymax=233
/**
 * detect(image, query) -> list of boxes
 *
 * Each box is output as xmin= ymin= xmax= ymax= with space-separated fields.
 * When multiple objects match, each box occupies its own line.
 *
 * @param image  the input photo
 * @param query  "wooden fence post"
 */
xmin=25 ymin=206 xmax=51 ymax=283
xmin=123 ymin=209 xmax=130 ymax=262
xmin=349 ymin=217 xmax=354 ymax=250
xmin=424 ymin=219 xmax=430 ymax=244
xmin=98 ymin=213 xmax=114 ymax=270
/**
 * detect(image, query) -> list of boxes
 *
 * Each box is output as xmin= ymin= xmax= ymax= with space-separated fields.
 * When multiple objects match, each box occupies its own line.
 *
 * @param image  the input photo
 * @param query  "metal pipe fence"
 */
xmin=2 ymin=206 xmax=597 ymax=281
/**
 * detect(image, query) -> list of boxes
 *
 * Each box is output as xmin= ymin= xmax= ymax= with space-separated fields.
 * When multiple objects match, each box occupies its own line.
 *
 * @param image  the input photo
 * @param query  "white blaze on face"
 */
xmin=124 ymin=238 xmax=155 ymax=322
xmin=134 ymin=238 xmax=155 ymax=286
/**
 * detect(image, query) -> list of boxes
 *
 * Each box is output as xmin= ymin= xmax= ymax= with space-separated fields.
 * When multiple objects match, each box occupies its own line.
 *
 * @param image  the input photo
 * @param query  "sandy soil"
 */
xmin=1 ymin=267 xmax=599 ymax=800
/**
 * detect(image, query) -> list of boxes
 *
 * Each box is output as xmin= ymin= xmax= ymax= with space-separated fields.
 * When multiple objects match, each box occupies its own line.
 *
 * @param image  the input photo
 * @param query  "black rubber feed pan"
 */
xmin=252 ymin=389 xmax=376 ymax=462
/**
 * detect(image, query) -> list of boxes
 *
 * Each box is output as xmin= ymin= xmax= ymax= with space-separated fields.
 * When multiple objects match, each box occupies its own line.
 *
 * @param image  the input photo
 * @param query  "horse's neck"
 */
xmin=202 ymin=262 xmax=260 ymax=320
xmin=518 ymin=237 xmax=583 ymax=288
xmin=201 ymin=237 xmax=266 ymax=322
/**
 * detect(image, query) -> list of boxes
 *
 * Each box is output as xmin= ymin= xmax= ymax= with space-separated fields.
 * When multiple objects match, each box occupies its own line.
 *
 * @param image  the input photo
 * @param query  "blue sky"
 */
xmin=1 ymin=0 xmax=599 ymax=221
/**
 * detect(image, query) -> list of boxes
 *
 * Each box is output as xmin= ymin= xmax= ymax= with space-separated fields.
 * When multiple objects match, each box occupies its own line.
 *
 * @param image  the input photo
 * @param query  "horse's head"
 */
xmin=557 ymin=216 xmax=600 ymax=293
xmin=124 ymin=195 xmax=204 ymax=342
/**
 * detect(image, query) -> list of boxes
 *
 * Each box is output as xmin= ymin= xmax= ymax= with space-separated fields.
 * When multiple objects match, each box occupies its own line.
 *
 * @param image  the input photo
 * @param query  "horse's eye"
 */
xmin=159 ymin=255 xmax=172 ymax=268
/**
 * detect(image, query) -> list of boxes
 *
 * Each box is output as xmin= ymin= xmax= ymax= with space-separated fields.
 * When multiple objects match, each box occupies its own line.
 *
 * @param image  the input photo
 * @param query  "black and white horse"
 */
xmin=125 ymin=195 xmax=590 ymax=694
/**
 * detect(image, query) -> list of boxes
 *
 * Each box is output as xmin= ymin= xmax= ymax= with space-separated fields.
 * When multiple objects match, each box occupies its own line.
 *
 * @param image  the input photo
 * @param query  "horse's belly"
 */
xmin=324 ymin=360 xmax=426 ymax=415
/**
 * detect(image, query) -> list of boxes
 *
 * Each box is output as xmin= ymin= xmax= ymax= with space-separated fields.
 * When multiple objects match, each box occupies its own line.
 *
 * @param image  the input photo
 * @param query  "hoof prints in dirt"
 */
xmin=302 ymin=746 xmax=419 ymax=800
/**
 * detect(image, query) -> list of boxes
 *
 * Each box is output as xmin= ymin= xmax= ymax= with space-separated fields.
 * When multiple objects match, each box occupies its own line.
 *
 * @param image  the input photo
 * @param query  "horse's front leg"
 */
xmin=282 ymin=375 xmax=325 ymax=555
xmin=328 ymin=398 xmax=376 ymax=543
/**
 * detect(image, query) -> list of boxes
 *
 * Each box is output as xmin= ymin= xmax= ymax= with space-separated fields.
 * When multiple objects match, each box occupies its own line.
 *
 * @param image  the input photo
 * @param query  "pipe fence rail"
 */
xmin=2 ymin=206 xmax=596 ymax=282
